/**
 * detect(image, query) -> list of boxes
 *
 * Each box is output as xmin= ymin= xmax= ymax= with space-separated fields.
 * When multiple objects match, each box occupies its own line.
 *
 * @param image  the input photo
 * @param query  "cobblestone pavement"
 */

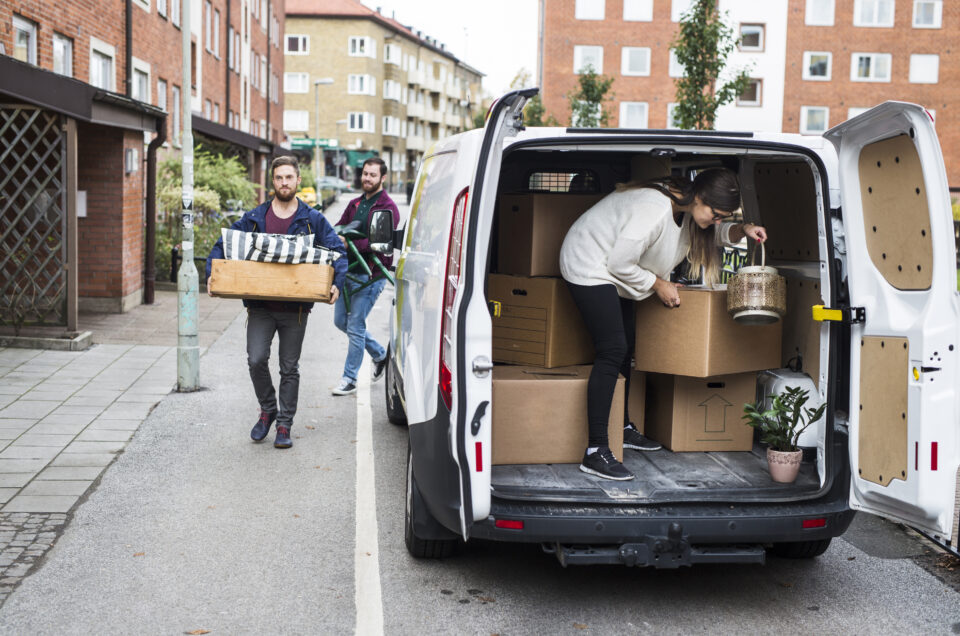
xmin=0 ymin=513 xmax=66 ymax=605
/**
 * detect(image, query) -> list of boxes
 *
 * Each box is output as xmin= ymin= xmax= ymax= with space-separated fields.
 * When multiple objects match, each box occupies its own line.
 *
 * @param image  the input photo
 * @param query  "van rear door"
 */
xmin=824 ymin=102 xmax=959 ymax=551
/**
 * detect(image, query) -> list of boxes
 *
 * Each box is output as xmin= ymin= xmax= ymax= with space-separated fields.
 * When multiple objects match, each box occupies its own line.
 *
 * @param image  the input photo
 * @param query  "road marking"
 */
xmin=355 ymin=359 xmax=385 ymax=636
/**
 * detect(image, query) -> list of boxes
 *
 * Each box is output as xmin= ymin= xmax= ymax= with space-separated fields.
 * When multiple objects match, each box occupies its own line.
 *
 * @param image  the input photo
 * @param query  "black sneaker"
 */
xmin=579 ymin=447 xmax=634 ymax=481
xmin=372 ymin=357 xmax=387 ymax=382
xmin=623 ymin=426 xmax=662 ymax=451
xmin=274 ymin=425 xmax=292 ymax=449
xmin=250 ymin=410 xmax=276 ymax=442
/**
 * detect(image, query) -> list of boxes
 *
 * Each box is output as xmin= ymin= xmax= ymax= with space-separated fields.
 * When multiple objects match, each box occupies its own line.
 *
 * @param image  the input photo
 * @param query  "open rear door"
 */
xmin=824 ymin=102 xmax=959 ymax=552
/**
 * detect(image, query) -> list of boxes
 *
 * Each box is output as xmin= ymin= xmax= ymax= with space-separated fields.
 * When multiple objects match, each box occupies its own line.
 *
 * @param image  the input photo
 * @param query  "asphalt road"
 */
xmin=0 ymin=196 xmax=958 ymax=634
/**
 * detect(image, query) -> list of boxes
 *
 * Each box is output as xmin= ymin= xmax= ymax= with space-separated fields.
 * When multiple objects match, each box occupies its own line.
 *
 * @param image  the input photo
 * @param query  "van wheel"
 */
xmin=385 ymin=346 xmax=407 ymax=426
xmin=405 ymin=447 xmax=460 ymax=559
xmin=769 ymin=539 xmax=832 ymax=559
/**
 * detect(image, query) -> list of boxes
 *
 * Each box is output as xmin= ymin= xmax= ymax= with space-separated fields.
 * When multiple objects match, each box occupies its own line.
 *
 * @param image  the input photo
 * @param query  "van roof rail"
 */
xmin=565 ymin=128 xmax=755 ymax=138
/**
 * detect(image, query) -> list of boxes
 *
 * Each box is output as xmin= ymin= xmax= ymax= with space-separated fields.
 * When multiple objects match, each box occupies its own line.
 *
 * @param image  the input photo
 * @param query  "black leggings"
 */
xmin=566 ymin=282 xmax=635 ymax=447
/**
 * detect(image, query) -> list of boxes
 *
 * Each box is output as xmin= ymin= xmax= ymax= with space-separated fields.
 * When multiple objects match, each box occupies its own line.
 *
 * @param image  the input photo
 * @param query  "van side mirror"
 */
xmin=368 ymin=208 xmax=394 ymax=254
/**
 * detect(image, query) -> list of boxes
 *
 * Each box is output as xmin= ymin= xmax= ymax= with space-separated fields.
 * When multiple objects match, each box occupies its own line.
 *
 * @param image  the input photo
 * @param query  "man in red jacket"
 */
xmin=332 ymin=157 xmax=400 ymax=395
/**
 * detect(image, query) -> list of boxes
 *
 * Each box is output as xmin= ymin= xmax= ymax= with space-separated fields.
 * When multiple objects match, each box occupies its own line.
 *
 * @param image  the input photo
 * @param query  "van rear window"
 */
xmin=527 ymin=171 xmax=599 ymax=193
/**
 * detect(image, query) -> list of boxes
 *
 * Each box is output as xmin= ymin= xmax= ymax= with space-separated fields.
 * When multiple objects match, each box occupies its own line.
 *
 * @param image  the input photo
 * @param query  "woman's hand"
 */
xmin=653 ymin=278 xmax=683 ymax=308
xmin=742 ymin=223 xmax=768 ymax=243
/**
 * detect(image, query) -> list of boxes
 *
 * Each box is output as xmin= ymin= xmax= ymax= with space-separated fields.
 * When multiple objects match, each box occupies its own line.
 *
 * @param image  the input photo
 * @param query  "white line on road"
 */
xmin=355 ymin=359 xmax=385 ymax=636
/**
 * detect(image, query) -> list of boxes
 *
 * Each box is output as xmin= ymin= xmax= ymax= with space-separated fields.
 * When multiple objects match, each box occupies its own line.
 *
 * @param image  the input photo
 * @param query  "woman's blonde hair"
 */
xmin=615 ymin=168 xmax=741 ymax=285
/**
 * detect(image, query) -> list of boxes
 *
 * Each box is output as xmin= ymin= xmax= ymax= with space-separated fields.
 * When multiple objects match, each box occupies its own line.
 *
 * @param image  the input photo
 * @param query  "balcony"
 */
xmin=424 ymin=75 xmax=443 ymax=93
xmin=406 ymin=135 xmax=424 ymax=151
xmin=445 ymin=82 xmax=461 ymax=100
xmin=406 ymin=102 xmax=424 ymax=119
xmin=424 ymin=106 xmax=442 ymax=123
xmin=407 ymin=69 xmax=425 ymax=86
xmin=445 ymin=112 xmax=460 ymax=127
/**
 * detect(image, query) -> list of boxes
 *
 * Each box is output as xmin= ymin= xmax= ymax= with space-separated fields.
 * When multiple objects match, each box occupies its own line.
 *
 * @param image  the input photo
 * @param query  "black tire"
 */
xmin=385 ymin=346 xmax=407 ymax=426
xmin=405 ymin=447 xmax=460 ymax=559
xmin=769 ymin=538 xmax=832 ymax=559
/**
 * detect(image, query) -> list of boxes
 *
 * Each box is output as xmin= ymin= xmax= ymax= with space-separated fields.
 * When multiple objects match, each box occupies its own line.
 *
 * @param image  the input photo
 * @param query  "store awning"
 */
xmin=345 ymin=150 xmax=379 ymax=167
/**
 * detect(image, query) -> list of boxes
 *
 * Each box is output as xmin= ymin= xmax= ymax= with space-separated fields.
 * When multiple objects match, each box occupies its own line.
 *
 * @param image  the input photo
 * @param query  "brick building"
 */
xmin=537 ymin=0 xmax=960 ymax=186
xmin=0 ymin=0 xmax=285 ymax=325
xmin=284 ymin=0 xmax=484 ymax=192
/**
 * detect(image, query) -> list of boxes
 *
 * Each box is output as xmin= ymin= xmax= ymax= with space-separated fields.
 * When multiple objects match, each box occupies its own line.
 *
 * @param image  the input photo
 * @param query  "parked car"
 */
xmin=317 ymin=176 xmax=351 ymax=193
xmin=385 ymin=89 xmax=959 ymax=566
xmin=297 ymin=186 xmax=317 ymax=207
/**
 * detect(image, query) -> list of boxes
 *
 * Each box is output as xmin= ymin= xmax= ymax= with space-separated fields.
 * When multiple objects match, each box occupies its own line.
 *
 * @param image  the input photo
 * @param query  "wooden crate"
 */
xmin=209 ymin=260 xmax=334 ymax=302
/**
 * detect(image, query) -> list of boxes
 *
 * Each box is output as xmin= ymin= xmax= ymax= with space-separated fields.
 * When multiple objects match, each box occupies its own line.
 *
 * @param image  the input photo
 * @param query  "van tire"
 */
xmin=385 ymin=346 xmax=407 ymax=426
xmin=769 ymin=539 xmax=832 ymax=559
xmin=405 ymin=446 xmax=461 ymax=558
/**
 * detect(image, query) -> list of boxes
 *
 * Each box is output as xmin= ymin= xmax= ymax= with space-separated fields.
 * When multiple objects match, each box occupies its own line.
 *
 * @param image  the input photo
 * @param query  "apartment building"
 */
xmin=0 ymin=0 xmax=285 ymax=321
xmin=284 ymin=0 xmax=484 ymax=191
xmin=538 ymin=0 xmax=959 ymax=185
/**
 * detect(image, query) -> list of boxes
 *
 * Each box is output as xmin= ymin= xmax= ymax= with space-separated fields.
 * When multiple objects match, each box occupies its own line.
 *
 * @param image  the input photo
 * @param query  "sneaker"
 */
xmin=274 ymin=425 xmax=292 ymax=449
xmin=623 ymin=425 xmax=662 ymax=451
xmin=372 ymin=357 xmax=387 ymax=382
xmin=579 ymin=447 xmax=634 ymax=481
xmin=332 ymin=379 xmax=357 ymax=396
xmin=250 ymin=410 xmax=276 ymax=442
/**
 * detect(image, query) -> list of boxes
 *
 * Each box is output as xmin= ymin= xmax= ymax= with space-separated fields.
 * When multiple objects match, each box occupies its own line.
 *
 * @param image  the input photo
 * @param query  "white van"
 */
xmin=384 ymin=89 xmax=959 ymax=566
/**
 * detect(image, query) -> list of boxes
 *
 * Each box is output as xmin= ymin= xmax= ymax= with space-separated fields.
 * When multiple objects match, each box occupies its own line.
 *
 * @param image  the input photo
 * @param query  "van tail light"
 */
xmin=439 ymin=187 xmax=469 ymax=410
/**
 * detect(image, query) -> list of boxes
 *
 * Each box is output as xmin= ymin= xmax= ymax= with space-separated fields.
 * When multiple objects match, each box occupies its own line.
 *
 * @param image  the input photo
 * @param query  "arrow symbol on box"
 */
xmin=698 ymin=394 xmax=732 ymax=433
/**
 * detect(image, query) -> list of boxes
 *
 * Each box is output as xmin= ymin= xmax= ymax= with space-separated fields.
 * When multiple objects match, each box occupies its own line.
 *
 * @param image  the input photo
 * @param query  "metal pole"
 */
xmin=177 ymin=0 xmax=199 ymax=392
xmin=314 ymin=82 xmax=320 ymax=184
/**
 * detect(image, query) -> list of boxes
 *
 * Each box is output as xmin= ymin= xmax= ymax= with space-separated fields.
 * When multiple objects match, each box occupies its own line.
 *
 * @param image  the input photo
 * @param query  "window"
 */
xmin=913 ymin=0 xmax=942 ymax=27
xmin=53 ymin=33 xmax=73 ymax=77
xmin=172 ymin=85 xmax=181 ymax=145
xmin=623 ymin=0 xmax=653 ymax=21
xmin=283 ymin=110 xmax=309 ymax=131
xmin=847 ymin=107 xmax=870 ymax=120
xmin=384 ymin=79 xmax=401 ymax=101
xmin=205 ymin=1 xmax=212 ymax=52
xmin=909 ymin=54 xmax=939 ymax=83
xmin=13 ymin=15 xmax=37 ymax=65
xmin=854 ymin=0 xmax=894 ymax=27
xmin=157 ymin=79 xmax=167 ymax=111
xmin=802 ymin=51 xmax=832 ymax=80
xmin=348 ymin=112 xmax=375 ymax=133
xmin=213 ymin=9 xmax=220 ymax=57
xmin=671 ymin=0 xmax=695 ymax=22
xmin=348 ymin=74 xmax=376 ymax=95
xmin=385 ymin=43 xmax=401 ymax=65
xmin=349 ymin=36 xmax=375 ymax=58
xmin=260 ymin=57 xmax=267 ymax=96
xmin=228 ymin=27 xmax=235 ymax=67
xmin=158 ymin=0 xmax=167 ymax=17
xmin=619 ymin=102 xmax=648 ymax=128
xmin=739 ymin=24 xmax=764 ymax=51
xmin=736 ymin=79 xmax=762 ymax=106
xmin=203 ymin=99 xmax=211 ymax=119
xmin=382 ymin=116 xmax=401 ymax=136
xmin=285 ymin=35 xmax=308 ymax=54
xmin=213 ymin=103 xmax=220 ymax=122
xmin=575 ymin=0 xmax=604 ymax=20
xmin=90 ymin=38 xmax=116 ymax=91
xmin=133 ymin=69 xmax=149 ymax=102
xmin=800 ymin=106 xmax=828 ymax=135
xmin=234 ymin=32 xmax=241 ymax=71
xmin=666 ymin=103 xmax=681 ymax=129
xmin=851 ymin=53 xmax=891 ymax=82
xmin=573 ymin=45 xmax=603 ymax=74
xmin=668 ymin=49 xmax=684 ymax=78
xmin=171 ymin=0 xmax=180 ymax=26
xmin=284 ymin=72 xmax=308 ymax=93
xmin=133 ymin=0 xmax=150 ymax=11
xmin=805 ymin=0 xmax=834 ymax=25
xmin=572 ymin=102 xmax=601 ymax=127
xmin=621 ymin=47 xmax=651 ymax=76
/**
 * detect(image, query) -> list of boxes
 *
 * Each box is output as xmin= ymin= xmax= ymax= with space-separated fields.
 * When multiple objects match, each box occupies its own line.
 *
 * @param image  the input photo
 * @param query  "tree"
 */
xmin=567 ymin=65 xmax=614 ymax=127
xmin=671 ymin=0 xmax=751 ymax=130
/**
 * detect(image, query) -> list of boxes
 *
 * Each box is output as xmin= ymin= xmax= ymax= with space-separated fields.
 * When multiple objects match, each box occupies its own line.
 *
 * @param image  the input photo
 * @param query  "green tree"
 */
xmin=671 ymin=0 xmax=751 ymax=130
xmin=567 ymin=64 xmax=614 ymax=127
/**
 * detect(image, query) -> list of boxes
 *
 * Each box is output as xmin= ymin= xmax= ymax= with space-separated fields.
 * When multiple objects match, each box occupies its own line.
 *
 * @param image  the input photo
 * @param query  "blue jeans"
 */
xmin=334 ymin=275 xmax=387 ymax=383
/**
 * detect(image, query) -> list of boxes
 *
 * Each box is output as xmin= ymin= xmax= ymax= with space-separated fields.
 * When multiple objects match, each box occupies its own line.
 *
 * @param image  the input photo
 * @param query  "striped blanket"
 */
xmin=221 ymin=229 xmax=341 ymax=265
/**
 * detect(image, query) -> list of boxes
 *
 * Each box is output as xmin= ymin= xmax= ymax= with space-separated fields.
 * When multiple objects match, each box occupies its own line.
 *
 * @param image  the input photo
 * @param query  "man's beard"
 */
xmin=362 ymin=180 xmax=380 ymax=193
xmin=275 ymin=187 xmax=296 ymax=202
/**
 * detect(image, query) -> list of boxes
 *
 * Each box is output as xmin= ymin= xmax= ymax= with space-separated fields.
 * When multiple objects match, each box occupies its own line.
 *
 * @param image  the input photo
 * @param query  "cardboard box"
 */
xmin=634 ymin=286 xmax=782 ymax=377
xmin=497 ymin=193 xmax=603 ymax=276
xmin=492 ymin=365 xmax=624 ymax=465
xmin=627 ymin=370 xmax=646 ymax=433
xmin=644 ymin=372 xmax=756 ymax=452
xmin=489 ymin=274 xmax=594 ymax=368
xmin=209 ymin=260 xmax=334 ymax=302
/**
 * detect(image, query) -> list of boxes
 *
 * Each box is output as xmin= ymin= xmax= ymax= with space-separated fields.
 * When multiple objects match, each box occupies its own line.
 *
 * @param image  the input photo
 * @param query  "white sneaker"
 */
xmin=332 ymin=379 xmax=357 ymax=396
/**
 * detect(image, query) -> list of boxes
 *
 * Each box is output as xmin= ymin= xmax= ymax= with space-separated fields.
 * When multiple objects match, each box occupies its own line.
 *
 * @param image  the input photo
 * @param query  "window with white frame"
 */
xmin=671 ymin=0 xmax=695 ymax=22
xmin=285 ymin=35 xmax=308 ymax=54
xmin=213 ymin=9 xmax=220 ymax=57
xmin=89 ymin=37 xmax=116 ymax=91
xmin=913 ymin=0 xmax=942 ymax=27
xmin=233 ymin=32 xmax=241 ymax=71
xmin=383 ymin=79 xmax=401 ymax=101
xmin=736 ymin=79 xmax=762 ymax=106
xmin=158 ymin=0 xmax=167 ymax=17
xmin=667 ymin=103 xmax=681 ymax=129
xmin=802 ymin=51 xmax=832 ymax=80
xmin=854 ymin=0 xmax=894 ymax=27
xmin=623 ymin=0 xmax=653 ymax=21
xmin=172 ymin=85 xmax=181 ymax=145
xmin=171 ymin=0 xmax=180 ymax=26
xmin=348 ymin=112 xmax=375 ymax=133
xmin=573 ymin=45 xmax=603 ymax=74
xmin=132 ymin=57 xmax=150 ymax=102
xmin=385 ymin=43 xmax=401 ymax=65
xmin=348 ymin=74 xmax=376 ymax=95
xmin=13 ymin=15 xmax=37 ymax=65
xmin=619 ymin=102 xmax=648 ymax=128
xmin=800 ymin=106 xmax=829 ymax=134
xmin=739 ymin=24 xmax=764 ymax=51
xmin=157 ymin=79 xmax=167 ymax=111
xmin=284 ymin=72 xmax=308 ymax=93
xmin=805 ymin=0 xmax=834 ymax=25
xmin=213 ymin=102 xmax=220 ymax=122
xmin=621 ymin=47 xmax=651 ymax=76
xmin=669 ymin=49 xmax=684 ymax=78
xmin=572 ymin=102 xmax=602 ymax=127
xmin=847 ymin=107 xmax=870 ymax=120
xmin=575 ymin=0 xmax=605 ymax=20
xmin=283 ymin=110 xmax=309 ymax=131
xmin=205 ymin=1 xmax=212 ymax=52
xmin=382 ymin=116 xmax=401 ymax=136
xmin=228 ymin=26 xmax=235 ymax=67
xmin=909 ymin=54 xmax=939 ymax=83
xmin=349 ymin=36 xmax=375 ymax=58
xmin=260 ymin=57 xmax=266 ymax=96
xmin=133 ymin=0 xmax=150 ymax=10
xmin=203 ymin=99 xmax=211 ymax=119
xmin=851 ymin=53 xmax=891 ymax=81
xmin=53 ymin=33 xmax=73 ymax=77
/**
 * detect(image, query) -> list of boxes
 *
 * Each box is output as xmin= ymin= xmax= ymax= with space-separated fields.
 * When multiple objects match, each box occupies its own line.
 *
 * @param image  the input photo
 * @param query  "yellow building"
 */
xmin=284 ymin=0 xmax=484 ymax=192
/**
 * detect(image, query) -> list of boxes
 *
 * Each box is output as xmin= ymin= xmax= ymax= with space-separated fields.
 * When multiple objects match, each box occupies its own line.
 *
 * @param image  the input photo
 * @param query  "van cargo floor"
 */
xmin=489 ymin=445 xmax=821 ymax=503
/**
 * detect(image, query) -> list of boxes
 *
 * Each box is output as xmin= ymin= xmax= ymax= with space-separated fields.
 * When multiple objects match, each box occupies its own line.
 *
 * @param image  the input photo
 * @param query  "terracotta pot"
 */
xmin=766 ymin=448 xmax=803 ymax=483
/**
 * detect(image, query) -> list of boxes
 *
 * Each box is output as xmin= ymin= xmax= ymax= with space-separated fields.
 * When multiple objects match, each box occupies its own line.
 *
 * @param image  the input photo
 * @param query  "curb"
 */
xmin=0 ymin=330 xmax=93 ymax=351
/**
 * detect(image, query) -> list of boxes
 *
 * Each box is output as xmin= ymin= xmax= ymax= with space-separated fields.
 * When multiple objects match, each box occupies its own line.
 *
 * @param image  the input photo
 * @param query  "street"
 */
xmin=0 ymin=199 xmax=957 ymax=634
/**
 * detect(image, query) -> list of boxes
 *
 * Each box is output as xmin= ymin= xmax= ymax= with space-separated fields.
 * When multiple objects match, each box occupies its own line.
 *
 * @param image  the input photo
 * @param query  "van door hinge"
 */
xmin=811 ymin=304 xmax=865 ymax=324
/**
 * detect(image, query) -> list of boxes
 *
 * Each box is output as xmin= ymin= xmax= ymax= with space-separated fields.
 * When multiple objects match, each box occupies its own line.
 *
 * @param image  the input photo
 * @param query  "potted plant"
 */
xmin=743 ymin=386 xmax=826 ymax=483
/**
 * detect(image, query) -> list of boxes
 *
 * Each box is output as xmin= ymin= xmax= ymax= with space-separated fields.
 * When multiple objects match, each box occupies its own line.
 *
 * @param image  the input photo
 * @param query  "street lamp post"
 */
xmin=335 ymin=118 xmax=347 ymax=180
xmin=177 ymin=0 xmax=198 ymax=392
xmin=313 ymin=78 xmax=334 ymax=186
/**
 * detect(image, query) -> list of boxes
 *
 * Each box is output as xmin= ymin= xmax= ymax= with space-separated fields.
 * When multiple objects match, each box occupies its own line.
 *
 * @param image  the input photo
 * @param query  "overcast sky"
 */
xmin=359 ymin=0 xmax=539 ymax=97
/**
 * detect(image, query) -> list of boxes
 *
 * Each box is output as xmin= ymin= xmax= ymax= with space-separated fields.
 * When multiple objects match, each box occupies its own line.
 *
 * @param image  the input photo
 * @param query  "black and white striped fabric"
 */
xmin=221 ymin=229 xmax=340 ymax=265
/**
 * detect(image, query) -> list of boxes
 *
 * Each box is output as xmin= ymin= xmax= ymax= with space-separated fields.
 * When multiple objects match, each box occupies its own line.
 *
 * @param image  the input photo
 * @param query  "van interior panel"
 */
xmin=858 ymin=336 xmax=909 ymax=487
xmin=781 ymin=279 xmax=823 ymax=386
xmin=751 ymin=162 xmax=820 ymax=263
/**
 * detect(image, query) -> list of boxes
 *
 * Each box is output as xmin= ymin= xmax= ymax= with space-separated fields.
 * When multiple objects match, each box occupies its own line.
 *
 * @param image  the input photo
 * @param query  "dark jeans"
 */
xmin=566 ymin=282 xmax=636 ymax=448
xmin=246 ymin=307 xmax=309 ymax=428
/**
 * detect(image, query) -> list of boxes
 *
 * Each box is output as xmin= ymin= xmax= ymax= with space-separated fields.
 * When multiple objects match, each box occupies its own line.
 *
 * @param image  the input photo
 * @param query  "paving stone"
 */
xmin=0 ymin=419 xmax=37 ymax=433
xmin=62 ymin=395 xmax=120 ymax=408
xmin=18 ymin=390 xmax=76 ymax=402
xmin=0 ymin=474 xmax=34 ymax=488
xmin=0 ymin=459 xmax=49 ymax=473
xmin=98 ymin=402 xmax=154 ymax=420
xmin=0 ymin=401 xmax=59 ymax=420
xmin=70 ymin=389 xmax=123 ymax=401
xmin=86 ymin=418 xmax=142 ymax=431
xmin=21 ymin=481 xmax=91 ymax=496
xmin=75 ymin=429 xmax=132 ymax=442
xmin=0 ymin=489 xmax=17 ymax=504
xmin=35 ymin=466 xmax=104 ymax=481
xmin=114 ymin=392 xmax=170 ymax=403
xmin=14 ymin=434 xmax=74 ymax=447
xmin=0 ymin=445 xmax=61 ymax=460
xmin=62 ymin=441 xmax=126 ymax=454
xmin=0 ymin=395 xmax=15 ymax=409
xmin=2 ymin=495 xmax=78 ymax=513
xmin=35 ymin=414 xmax=96 ymax=428
xmin=49 ymin=453 xmax=115 ymax=467
xmin=48 ymin=405 xmax=104 ymax=417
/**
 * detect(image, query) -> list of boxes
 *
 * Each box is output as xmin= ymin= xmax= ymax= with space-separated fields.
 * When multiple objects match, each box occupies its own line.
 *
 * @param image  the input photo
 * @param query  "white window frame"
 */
xmin=172 ymin=85 xmax=181 ymax=145
xmin=739 ymin=24 xmax=764 ymax=51
xmin=12 ymin=15 xmax=38 ymax=65
xmin=572 ymin=102 xmax=602 ymax=127
xmin=204 ymin=1 xmax=212 ymax=52
xmin=385 ymin=43 xmax=401 ymax=65
xmin=260 ymin=57 xmax=267 ymax=96
xmin=805 ymin=0 xmax=835 ymax=26
xmin=671 ymin=0 xmax=695 ymax=22
xmin=89 ymin=37 xmax=116 ymax=91
xmin=53 ymin=32 xmax=73 ymax=77
xmin=666 ymin=102 xmax=681 ymax=129
xmin=621 ymin=47 xmax=651 ymax=76
xmin=131 ymin=56 xmax=151 ymax=103
xmin=847 ymin=107 xmax=870 ymax=120
xmin=133 ymin=0 xmax=150 ymax=11
xmin=213 ymin=102 xmax=220 ymax=123
xmin=913 ymin=0 xmax=942 ymax=28
xmin=171 ymin=0 xmax=180 ymax=27
xmin=383 ymin=79 xmax=401 ymax=101
xmin=283 ymin=110 xmax=309 ymax=132
xmin=348 ymin=74 xmax=376 ymax=96
xmin=382 ymin=115 xmax=401 ymax=136
xmin=348 ymin=112 xmax=375 ymax=133
xmin=623 ymin=0 xmax=653 ymax=21
xmin=575 ymin=0 xmax=605 ymax=20
xmin=349 ymin=36 xmax=375 ymax=58
xmin=213 ymin=8 xmax=220 ymax=58
xmin=800 ymin=106 xmax=829 ymax=135
xmin=802 ymin=51 xmax=832 ymax=81
xmin=573 ymin=45 xmax=603 ymax=74
xmin=285 ymin=34 xmax=308 ymax=55
xmin=736 ymin=78 xmax=762 ymax=107
xmin=909 ymin=54 xmax=939 ymax=84
xmin=284 ymin=72 xmax=309 ymax=93
xmin=854 ymin=0 xmax=895 ymax=27
xmin=619 ymin=101 xmax=648 ymax=128
xmin=668 ymin=49 xmax=684 ymax=78
xmin=851 ymin=52 xmax=892 ymax=82
xmin=157 ymin=0 xmax=167 ymax=17
xmin=157 ymin=78 xmax=167 ymax=111
xmin=203 ymin=99 xmax=211 ymax=119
